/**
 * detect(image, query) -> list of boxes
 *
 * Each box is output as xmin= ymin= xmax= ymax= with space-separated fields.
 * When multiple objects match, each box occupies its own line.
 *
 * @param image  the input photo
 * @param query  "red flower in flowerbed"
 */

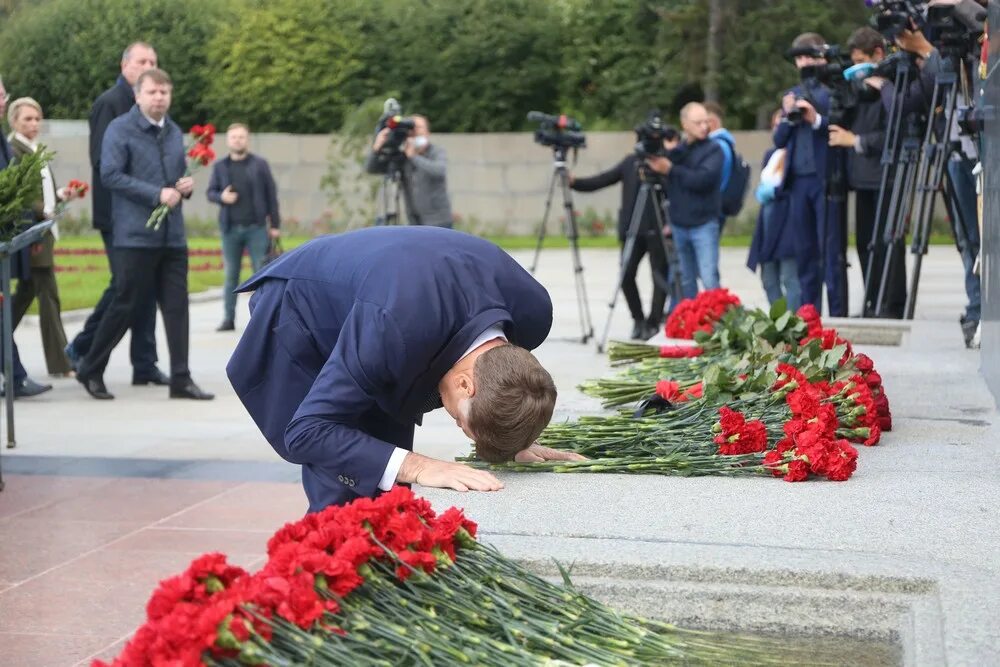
xmin=665 ymin=288 xmax=742 ymax=339
xmin=95 ymin=488 xmax=479 ymax=667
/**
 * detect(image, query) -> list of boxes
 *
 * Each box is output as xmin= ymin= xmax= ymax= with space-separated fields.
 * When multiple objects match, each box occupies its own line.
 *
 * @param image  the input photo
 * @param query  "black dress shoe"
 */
xmin=133 ymin=368 xmax=170 ymax=386
xmin=0 ymin=377 xmax=54 ymax=398
xmin=630 ymin=319 xmax=646 ymax=341
xmin=216 ymin=320 xmax=235 ymax=332
xmin=170 ymin=380 xmax=215 ymax=400
xmin=78 ymin=375 xmax=114 ymax=400
xmin=641 ymin=320 xmax=661 ymax=340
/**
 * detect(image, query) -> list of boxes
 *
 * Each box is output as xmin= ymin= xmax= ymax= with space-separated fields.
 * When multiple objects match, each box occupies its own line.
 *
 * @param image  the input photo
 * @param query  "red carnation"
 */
xmin=655 ymin=380 xmax=681 ymax=402
xmin=713 ymin=407 xmax=768 ymax=455
xmin=659 ymin=345 xmax=704 ymax=358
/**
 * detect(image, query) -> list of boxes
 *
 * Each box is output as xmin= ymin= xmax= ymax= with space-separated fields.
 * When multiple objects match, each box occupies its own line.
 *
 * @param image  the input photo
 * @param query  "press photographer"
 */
xmin=569 ymin=111 xmax=674 ymax=340
xmin=645 ymin=103 xmax=724 ymax=300
xmin=364 ymin=113 xmax=453 ymax=228
xmin=827 ymin=26 xmax=908 ymax=318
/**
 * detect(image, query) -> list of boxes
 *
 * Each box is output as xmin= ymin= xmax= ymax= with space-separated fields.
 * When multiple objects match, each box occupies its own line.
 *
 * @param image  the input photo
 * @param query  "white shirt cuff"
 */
xmin=811 ymin=114 xmax=823 ymax=130
xmin=378 ymin=447 xmax=409 ymax=491
xmin=853 ymin=136 xmax=864 ymax=154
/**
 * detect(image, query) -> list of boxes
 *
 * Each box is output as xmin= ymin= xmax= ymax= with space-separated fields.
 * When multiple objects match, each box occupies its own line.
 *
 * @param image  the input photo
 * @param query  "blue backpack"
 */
xmin=717 ymin=135 xmax=751 ymax=217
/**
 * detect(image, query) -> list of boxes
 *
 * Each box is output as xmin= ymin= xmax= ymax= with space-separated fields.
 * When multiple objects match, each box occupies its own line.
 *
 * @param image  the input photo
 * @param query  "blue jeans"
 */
xmin=761 ymin=259 xmax=801 ymax=311
xmin=672 ymin=220 xmax=721 ymax=298
xmin=947 ymin=156 xmax=981 ymax=322
xmin=222 ymin=224 xmax=269 ymax=322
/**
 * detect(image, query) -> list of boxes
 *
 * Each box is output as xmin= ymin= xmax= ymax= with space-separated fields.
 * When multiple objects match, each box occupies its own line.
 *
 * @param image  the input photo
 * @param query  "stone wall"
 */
xmin=38 ymin=120 xmax=776 ymax=235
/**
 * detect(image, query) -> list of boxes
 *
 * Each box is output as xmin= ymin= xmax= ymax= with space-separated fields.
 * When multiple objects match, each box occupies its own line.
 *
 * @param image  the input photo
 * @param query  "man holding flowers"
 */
xmin=75 ymin=68 xmax=213 ymax=402
xmin=228 ymin=227 xmax=583 ymax=511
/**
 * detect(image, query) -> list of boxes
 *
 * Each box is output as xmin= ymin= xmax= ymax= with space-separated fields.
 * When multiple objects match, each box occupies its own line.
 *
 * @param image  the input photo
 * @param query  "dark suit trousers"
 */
xmin=620 ymin=230 xmax=668 ymax=325
xmin=856 ymin=189 xmax=906 ymax=318
xmin=12 ymin=269 xmax=72 ymax=375
xmin=78 ymin=247 xmax=189 ymax=383
xmin=71 ymin=231 xmax=158 ymax=374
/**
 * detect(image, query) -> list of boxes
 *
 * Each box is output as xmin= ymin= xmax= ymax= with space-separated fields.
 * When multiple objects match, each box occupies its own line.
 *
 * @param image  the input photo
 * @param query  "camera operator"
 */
xmin=365 ymin=115 xmax=453 ymax=228
xmin=645 ymin=102 xmax=724 ymax=299
xmin=568 ymin=122 xmax=669 ymax=341
xmin=887 ymin=2 xmax=984 ymax=345
xmin=828 ymin=27 xmax=907 ymax=318
xmin=775 ymin=32 xmax=844 ymax=316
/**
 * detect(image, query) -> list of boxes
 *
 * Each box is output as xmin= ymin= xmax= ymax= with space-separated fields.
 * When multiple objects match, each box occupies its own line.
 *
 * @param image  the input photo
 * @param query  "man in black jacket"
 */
xmin=647 ymin=103 xmax=724 ymax=298
xmin=570 ymin=151 xmax=668 ymax=340
xmin=829 ymin=27 xmax=907 ymax=318
xmin=206 ymin=123 xmax=281 ymax=331
xmin=65 ymin=42 xmax=166 ymax=385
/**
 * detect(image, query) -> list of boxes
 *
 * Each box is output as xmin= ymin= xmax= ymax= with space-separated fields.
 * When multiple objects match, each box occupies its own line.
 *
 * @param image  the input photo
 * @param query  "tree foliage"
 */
xmin=0 ymin=0 xmax=878 ymax=132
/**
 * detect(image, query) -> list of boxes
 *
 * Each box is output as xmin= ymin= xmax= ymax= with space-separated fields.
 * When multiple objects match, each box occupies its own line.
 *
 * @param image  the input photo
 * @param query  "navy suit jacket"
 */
xmin=773 ymin=83 xmax=832 ymax=186
xmin=226 ymin=226 xmax=553 ymax=511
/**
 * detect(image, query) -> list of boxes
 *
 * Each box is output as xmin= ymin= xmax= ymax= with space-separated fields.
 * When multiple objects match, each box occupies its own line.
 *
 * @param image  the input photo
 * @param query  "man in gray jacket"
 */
xmin=364 ymin=115 xmax=452 ymax=227
xmin=76 ymin=68 xmax=213 ymax=401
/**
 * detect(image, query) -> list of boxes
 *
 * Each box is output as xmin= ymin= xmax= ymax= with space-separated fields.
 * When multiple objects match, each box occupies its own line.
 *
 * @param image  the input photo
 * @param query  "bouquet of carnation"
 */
xmin=146 ymin=124 xmax=216 ymax=231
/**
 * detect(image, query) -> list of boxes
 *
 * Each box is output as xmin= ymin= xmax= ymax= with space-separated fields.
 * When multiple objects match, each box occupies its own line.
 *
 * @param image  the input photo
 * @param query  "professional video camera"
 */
xmin=865 ymin=0 xmax=927 ymax=39
xmin=527 ymin=111 xmax=587 ymax=150
xmin=377 ymin=115 xmax=417 ymax=157
xmin=632 ymin=111 xmax=679 ymax=159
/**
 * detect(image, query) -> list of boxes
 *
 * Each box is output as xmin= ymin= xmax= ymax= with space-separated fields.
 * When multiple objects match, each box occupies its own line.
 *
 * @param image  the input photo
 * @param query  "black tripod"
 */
xmin=899 ymin=50 xmax=972 ymax=319
xmin=529 ymin=145 xmax=595 ymax=344
xmin=861 ymin=57 xmax=918 ymax=317
xmin=596 ymin=163 xmax=680 ymax=353
xmin=376 ymin=156 xmax=418 ymax=226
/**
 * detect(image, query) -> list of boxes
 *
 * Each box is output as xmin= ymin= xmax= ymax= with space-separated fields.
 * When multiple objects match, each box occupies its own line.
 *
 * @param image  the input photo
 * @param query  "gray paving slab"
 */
xmin=5 ymin=243 xmax=997 ymax=665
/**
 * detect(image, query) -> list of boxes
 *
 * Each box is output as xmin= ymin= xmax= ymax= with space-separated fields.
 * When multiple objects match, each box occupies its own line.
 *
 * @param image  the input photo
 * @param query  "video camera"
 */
xmin=377 ymin=115 xmax=417 ymax=158
xmin=527 ymin=111 xmax=587 ymax=150
xmin=865 ymin=0 xmax=927 ymax=39
xmin=633 ymin=111 xmax=679 ymax=159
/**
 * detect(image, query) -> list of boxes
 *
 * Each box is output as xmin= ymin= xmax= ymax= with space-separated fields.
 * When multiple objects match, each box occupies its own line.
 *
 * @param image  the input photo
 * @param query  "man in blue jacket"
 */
xmin=227 ymin=226 xmax=581 ymax=512
xmin=76 ymin=69 xmax=213 ymax=402
xmin=775 ymin=32 xmax=846 ymax=316
xmin=647 ymin=103 xmax=724 ymax=298
xmin=206 ymin=123 xmax=281 ymax=332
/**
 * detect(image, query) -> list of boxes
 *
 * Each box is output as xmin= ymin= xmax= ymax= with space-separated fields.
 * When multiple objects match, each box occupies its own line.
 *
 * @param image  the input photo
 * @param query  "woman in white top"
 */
xmin=7 ymin=97 xmax=81 ymax=376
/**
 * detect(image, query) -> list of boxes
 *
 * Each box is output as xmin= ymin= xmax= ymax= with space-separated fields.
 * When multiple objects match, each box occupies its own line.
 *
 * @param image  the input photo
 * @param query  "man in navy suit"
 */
xmin=228 ymin=227 xmax=582 ymax=512
xmin=774 ymin=32 xmax=847 ymax=316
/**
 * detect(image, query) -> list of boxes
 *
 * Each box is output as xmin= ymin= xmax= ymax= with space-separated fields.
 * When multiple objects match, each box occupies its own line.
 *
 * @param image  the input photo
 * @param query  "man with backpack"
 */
xmin=705 ymin=102 xmax=751 ymax=227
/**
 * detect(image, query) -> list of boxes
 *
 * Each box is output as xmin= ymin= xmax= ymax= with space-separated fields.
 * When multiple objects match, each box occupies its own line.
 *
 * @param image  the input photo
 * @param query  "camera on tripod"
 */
xmin=865 ymin=0 xmax=926 ymax=39
xmin=378 ymin=115 xmax=417 ymax=158
xmin=527 ymin=111 xmax=587 ymax=150
xmin=633 ymin=112 xmax=678 ymax=159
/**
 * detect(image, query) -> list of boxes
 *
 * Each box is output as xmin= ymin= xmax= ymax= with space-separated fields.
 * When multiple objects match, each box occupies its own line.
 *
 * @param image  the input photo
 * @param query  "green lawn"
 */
xmin=32 ymin=232 xmax=957 ymax=313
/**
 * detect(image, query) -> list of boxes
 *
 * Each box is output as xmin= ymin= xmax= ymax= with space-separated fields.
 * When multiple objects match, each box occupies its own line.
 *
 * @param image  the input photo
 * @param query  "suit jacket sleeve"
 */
xmin=570 ymin=158 xmax=624 ymax=192
xmin=262 ymin=159 xmax=281 ymax=227
xmin=283 ymin=301 xmax=409 ymax=498
xmin=206 ymin=162 xmax=225 ymax=204
xmin=89 ymin=94 xmax=117 ymax=169
xmin=100 ymin=123 xmax=162 ymax=207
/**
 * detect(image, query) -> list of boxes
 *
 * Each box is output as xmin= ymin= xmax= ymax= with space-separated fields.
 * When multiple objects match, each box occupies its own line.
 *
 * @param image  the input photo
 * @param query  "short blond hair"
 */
xmin=227 ymin=122 xmax=249 ymax=133
xmin=7 ymin=97 xmax=42 ymax=127
xmin=469 ymin=345 xmax=557 ymax=463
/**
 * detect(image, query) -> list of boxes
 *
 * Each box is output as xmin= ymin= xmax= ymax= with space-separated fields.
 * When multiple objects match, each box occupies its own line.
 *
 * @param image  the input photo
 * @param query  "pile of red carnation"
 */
xmin=665 ymin=288 xmax=742 ymax=339
xmin=94 ymin=487 xmax=477 ymax=667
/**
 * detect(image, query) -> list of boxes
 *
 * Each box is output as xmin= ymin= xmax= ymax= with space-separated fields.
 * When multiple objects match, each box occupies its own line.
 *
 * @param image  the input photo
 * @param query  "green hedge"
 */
xmin=0 ymin=0 xmax=870 ymax=132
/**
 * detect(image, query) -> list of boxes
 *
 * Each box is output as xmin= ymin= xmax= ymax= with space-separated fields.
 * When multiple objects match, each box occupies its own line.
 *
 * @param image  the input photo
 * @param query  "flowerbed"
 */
xmin=468 ymin=290 xmax=891 ymax=483
xmin=96 ymin=488 xmax=819 ymax=666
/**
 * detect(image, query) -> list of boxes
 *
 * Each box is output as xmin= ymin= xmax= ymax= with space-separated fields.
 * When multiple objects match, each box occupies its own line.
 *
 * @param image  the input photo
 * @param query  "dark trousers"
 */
xmin=0 ymin=338 xmax=28 ymax=385
xmin=620 ymin=229 xmax=668 ymax=325
xmin=856 ymin=189 xmax=906 ymax=318
xmin=77 ymin=247 xmax=189 ymax=383
xmin=12 ymin=265 xmax=72 ymax=375
xmin=947 ymin=156 xmax=981 ymax=322
xmin=790 ymin=175 xmax=847 ymax=315
xmin=71 ymin=231 xmax=158 ymax=375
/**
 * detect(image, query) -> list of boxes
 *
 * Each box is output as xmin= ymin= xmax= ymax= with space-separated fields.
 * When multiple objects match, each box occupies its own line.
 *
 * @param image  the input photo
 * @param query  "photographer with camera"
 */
xmin=365 ymin=114 xmax=453 ymax=228
xmin=645 ymin=103 xmax=724 ymax=299
xmin=774 ymin=33 xmax=847 ymax=316
xmin=828 ymin=27 xmax=908 ymax=318
xmin=568 ymin=112 xmax=671 ymax=341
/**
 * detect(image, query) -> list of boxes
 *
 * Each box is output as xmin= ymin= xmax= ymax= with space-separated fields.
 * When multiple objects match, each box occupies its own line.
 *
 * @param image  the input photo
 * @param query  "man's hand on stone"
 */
xmin=514 ymin=443 xmax=588 ymax=463
xmin=160 ymin=187 xmax=182 ymax=208
xmin=397 ymin=452 xmax=504 ymax=493
xmin=220 ymin=185 xmax=238 ymax=205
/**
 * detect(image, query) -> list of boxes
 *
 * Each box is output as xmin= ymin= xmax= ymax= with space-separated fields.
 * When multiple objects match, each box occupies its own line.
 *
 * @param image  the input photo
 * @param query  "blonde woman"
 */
xmin=7 ymin=96 xmax=81 ymax=376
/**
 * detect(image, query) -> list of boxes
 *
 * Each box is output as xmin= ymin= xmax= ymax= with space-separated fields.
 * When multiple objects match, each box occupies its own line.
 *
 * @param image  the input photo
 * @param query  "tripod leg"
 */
xmin=558 ymin=169 xmax=594 ymax=344
xmin=530 ymin=168 xmax=560 ymax=273
xmin=597 ymin=184 xmax=649 ymax=353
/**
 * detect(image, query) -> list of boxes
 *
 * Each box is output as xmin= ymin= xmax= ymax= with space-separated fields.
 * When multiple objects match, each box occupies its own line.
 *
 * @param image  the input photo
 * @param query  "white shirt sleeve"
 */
xmin=811 ymin=114 xmax=824 ymax=131
xmin=378 ymin=446 xmax=410 ymax=491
